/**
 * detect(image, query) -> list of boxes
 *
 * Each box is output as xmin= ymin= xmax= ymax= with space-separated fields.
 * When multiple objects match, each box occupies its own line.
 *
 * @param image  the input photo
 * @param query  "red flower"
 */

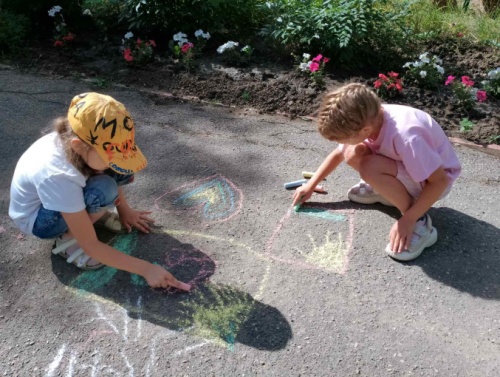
xmin=136 ymin=38 xmax=142 ymax=46
xmin=181 ymin=42 xmax=194 ymax=53
xmin=54 ymin=40 xmax=63 ymax=47
xmin=149 ymin=40 xmax=156 ymax=47
xmin=476 ymin=90 xmax=487 ymax=102
xmin=461 ymin=76 xmax=474 ymax=87
xmin=388 ymin=71 xmax=399 ymax=78
xmin=123 ymin=48 xmax=133 ymax=62
xmin=323 ymin=57 xmax=330 ymax=63
xmin=63 ymin=32 xmax=75 ymax=41
xmin=309 ymin=61 xmax=320 ymax=72
xmin=374 ymin=80 xmax=383 ymax=89
xmin=378 ymin=73 xmax=388 ymax=81
xmin=457 ymin=32 xmax=464 ymax=38
xmin=396 ymin=82 xmax=403 ymax=91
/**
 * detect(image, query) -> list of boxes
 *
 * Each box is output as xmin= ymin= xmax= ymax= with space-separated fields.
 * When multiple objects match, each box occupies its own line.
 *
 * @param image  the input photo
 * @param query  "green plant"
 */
xmin=91 ymin=77 xmax=109 ymax=89
xmin=402 ymin=52 xmax=444 ymax=90
xmin=296 ymin=52 xmax=330 ymax=86
xmin=489 ymin=135 xmax=500 ymax=145
xmin=259 ymin=0 xmax=411 ymax=68
xmin=459 ymin=118 xmax=474 ymax=132
xmin=217 ymin=41 xmax=253 ymax=67
xmin=241 ymin=89 xmax=251 ymax=102
xmin=170 ymin=32 xmax=198 ymax=71
xmin=445 ymin=75 xmax=488 ymax=110
xmin=122 ymin=32 xmax=155 ymax=65
xmin=481 ymin=67 xmax=500 ymax=99
xmin=0 ymin=9 xmax=28 ymax=53
xmin=48 ymin=5 xmax=75 ymax=47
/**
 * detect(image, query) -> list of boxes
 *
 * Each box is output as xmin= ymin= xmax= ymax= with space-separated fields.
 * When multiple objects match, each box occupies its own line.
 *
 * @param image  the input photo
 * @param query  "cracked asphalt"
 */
xmin=1 ymin=69 xmax=500 ymax=377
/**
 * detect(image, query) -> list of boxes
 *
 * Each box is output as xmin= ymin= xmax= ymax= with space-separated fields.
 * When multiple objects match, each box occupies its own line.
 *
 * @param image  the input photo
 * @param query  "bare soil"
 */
xmin=9 ymin=36 xmax=500 ymax=145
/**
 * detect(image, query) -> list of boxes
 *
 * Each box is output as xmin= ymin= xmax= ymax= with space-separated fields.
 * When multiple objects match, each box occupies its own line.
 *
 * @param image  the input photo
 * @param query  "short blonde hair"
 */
xmin=317 ymin=83 xmax=381 ymax=141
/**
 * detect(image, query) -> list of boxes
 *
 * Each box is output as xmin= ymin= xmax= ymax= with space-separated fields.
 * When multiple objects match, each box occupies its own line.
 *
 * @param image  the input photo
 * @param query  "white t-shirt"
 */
xmin=9 ymin=132 xmax=88 ymax=235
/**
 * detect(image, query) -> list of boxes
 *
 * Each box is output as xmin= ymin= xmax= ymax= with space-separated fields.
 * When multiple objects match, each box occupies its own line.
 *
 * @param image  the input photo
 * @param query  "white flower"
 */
xmin=303 ymin=53 xmax=310 ymax=60
xmin=488 ymin=67 xmax=500 ymax=79
xmin=217 ymin=41 xmax=239 ymax=54
xmin=241 ymin=45 xmax=252 ymax=53
xmin=194 ymin=29 xmax=204 ymax=37
xmin=414 ymin=61 xmax=423 ymax=68
xmin=48 ymin=5 xmax=62 ymax=17
xmin=173 ymin=32 xmax=187 ymax=41
xmin=420 ymin=70 xmax=427 ymax=78
xmin=403 ymin=62 xmax=412 ymax=68
xmin=419 ymin=52 xmax=428 ymax=60
xmin=420 ymin=56 xmax=430 ymax=64
xmin=277 ymin=17 xmax=283 ymax=22
xmin=435 ymin=65 xmax=444 ymax=74
xmin=433 ymin=56 xmax=443 ymax=64
xmin=82 ymin=9 xmax=92 ymax=16
xmin=202 ymin=32 xmax=210 ymax=40
xmin=299 ymin=62 xmax=309 ymax=71
xmin=124 ymin=31 xmax=134 ymax=40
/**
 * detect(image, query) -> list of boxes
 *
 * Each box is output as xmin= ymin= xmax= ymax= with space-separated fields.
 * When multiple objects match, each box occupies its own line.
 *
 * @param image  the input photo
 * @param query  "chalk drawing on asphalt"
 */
xmin=154 ymin=174 xmax=243 ymax=225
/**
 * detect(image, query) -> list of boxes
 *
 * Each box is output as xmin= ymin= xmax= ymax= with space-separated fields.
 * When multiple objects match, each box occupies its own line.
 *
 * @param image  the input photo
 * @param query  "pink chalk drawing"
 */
xmin=161 ymin=246 xmax=216 ymax=294
xmin=265 ymin=203 xmax=355 ymax=274
xmin=155 ymin=175 xmax=243 ymax=225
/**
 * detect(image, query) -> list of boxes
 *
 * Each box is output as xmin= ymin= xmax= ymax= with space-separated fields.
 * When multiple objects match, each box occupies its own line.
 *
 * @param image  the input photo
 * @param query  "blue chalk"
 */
xmin=284 ymin=179 xmax=308 ymax=189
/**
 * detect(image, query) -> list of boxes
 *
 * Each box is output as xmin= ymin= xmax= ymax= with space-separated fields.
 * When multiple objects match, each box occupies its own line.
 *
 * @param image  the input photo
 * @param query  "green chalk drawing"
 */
xmin=71 ymin=232 xmax=138 ymax=292
xmin=131 ymin=262 xmax=160 ymax=287
xmin=296 ymin=207 xmax=346 ymax=221
xmin=302 ymin=232 xmax=347 ymax=271
xmin=177 ymin=284 xmax=255 ymax=350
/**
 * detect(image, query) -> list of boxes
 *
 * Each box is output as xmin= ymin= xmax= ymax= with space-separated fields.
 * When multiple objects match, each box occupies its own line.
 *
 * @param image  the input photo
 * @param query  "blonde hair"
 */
xmin=317 ymin=83 xmax=381 ymax=141
xmin=53 ymin=117 xmax=95 ymax=176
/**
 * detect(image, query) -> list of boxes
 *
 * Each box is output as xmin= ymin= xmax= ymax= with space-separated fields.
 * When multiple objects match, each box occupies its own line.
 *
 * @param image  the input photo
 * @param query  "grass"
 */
xmin=390 ymin=0 xmax=500 ymax=44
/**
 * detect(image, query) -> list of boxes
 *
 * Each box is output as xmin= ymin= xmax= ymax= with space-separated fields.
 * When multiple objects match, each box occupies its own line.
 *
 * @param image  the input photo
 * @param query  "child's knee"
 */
xmin=343 ymin=144 xmax=371 ymax=169
xmin=84 ymin=175 xmax=119 ymax=211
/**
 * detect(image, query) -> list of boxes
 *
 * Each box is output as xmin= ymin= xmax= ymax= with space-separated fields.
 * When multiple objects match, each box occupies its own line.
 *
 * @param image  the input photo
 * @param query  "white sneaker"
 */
xmin=385 ymin=214 xmax=438 ymax=261
xmin=347 ymin=180 xmax=394 ymax=206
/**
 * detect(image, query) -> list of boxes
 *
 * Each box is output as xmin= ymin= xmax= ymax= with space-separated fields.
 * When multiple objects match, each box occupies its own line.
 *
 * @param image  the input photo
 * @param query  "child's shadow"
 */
xmin=51 ymin=230 xmax=292 ymax=351
xmin=409 ymin=207 xmax=500 ymax=300
xmin=312 ymin=201 xmax=500 ymax=300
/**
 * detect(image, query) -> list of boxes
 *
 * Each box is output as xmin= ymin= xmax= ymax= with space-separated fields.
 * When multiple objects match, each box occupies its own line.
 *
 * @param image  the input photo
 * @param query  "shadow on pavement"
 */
xmin=409 ymin=207 xmax=500 ymax=300
xmin=52 ymin=230 xmax=292 ymax=351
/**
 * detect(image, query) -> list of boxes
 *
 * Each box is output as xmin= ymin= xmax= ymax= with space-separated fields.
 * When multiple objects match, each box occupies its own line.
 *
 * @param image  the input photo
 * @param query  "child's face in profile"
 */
xmin=85 ymin=146 xmax=109 ymax=172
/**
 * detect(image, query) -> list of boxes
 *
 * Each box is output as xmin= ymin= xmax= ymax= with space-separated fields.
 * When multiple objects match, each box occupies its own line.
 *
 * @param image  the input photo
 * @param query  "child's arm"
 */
xmin=115 ymin=187 xmax=154 ymax=233
xmin=390 ymin=166 xmax=450 ymax=253
xmin=62 ymin=211 xmax=190 ymax=290
xmin=292 ymin=146 xmax=344 ymax=206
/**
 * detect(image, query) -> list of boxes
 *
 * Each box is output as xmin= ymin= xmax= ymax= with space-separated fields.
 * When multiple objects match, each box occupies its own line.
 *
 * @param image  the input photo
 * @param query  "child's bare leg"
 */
xmin=358 ymin=154 xmax=413 ymax=214
xmin=63 ymin=211 xmax=107 ymax=239
xmin=343 ymin=143 xmax=372 ymax=171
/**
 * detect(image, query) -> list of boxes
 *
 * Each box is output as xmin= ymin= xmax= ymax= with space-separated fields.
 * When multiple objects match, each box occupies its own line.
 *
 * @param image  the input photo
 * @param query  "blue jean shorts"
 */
xmin=32 ymin=170 xmax=134 ymax=239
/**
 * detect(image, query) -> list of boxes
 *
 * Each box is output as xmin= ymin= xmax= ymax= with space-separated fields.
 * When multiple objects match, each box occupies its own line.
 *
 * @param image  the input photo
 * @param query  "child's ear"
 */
xmin=69 ymin=138 xmax=87 ymax=156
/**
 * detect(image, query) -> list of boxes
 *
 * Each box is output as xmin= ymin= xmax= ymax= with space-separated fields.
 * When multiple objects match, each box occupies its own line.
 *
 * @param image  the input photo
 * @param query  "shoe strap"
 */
xmin=52 ymin=238 xmax=78 ymax=255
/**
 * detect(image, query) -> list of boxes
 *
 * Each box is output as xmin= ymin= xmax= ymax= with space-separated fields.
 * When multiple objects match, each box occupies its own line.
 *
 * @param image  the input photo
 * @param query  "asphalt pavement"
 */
xmin=1 ymin=69 xmax=499 ymax=377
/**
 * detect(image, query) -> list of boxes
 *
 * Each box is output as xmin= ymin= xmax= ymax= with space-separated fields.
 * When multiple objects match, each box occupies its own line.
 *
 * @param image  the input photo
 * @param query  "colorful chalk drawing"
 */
xmin=155 ymin=174 xmax=243 ymax=225
xmin=45 ymin=177 xmax=355 ymax=375
xmin=265 ymin=204 xmax=355 ymax=274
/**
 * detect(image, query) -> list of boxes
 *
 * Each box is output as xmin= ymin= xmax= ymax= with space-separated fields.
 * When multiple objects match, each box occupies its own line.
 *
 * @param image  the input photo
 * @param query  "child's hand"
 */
xmin=292 ymin=184 xmax=314 ymax=206
xmin=144 ymin=263 xmax=191 ymax=291
xmin=389 ymin=217 xmax=416 ymax=253
xmin=117 ymin=207 xmax=155 ymax=233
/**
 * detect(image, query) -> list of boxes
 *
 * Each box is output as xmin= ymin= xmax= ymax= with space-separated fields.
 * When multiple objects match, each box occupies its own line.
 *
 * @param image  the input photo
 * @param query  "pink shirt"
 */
xmin=364 ymin=104 xmax=461 ymax=184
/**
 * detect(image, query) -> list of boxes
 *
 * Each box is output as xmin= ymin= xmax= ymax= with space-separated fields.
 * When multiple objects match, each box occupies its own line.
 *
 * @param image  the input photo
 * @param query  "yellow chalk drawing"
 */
xmin=177 ymin=284 xmax=254 ymax=351
xmin=300 ymin=232 xmax=347 ymax=272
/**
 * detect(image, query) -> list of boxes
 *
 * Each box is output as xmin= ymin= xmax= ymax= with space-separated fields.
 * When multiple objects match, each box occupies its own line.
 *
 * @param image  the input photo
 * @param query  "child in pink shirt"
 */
xmin=292 ymin=83 xmax=461 ymax=261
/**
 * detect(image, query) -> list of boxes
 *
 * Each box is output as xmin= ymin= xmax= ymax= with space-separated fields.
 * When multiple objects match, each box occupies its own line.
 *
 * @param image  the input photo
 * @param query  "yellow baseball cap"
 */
xmin=68 ymin=93 xmax=147 ymax=174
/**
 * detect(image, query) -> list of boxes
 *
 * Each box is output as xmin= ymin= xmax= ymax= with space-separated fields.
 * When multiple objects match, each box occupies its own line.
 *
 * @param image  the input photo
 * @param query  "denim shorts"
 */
xmin=32 ymin=170 xmax=134 ymax=239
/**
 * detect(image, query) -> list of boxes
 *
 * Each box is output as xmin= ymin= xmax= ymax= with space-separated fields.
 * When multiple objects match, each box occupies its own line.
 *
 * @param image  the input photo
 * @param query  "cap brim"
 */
xmin=97 ymin=144 xmax=148 ymax=175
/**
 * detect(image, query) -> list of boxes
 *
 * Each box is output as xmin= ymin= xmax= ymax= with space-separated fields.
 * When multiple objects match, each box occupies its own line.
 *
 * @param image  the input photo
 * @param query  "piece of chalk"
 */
xmin=284 ymin=179 xmax=308 ymax=189
xmin=302 ymin=171 xmax=326 ymax=180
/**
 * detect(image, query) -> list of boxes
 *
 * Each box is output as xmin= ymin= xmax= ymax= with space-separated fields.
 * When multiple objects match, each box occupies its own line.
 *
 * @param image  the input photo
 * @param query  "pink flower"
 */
xmin=374 ymin=80 xmax=382 ymax=89
xmin=312 ymin=54 xmax=323 ymax=62
xmin=323 ymin=57 xmax=330 ymax=63
xmin=476 ymin=90 xmax=487 ymax=102
xmin=136 ymin=38 xmax=142 ymax=46
xmin=378 ymin=73 xmax=388 ymax=81
xmin=149 ymin=40 xmax=156 ymax=47
xmin=181 ymin=42 xmax=194 ymax=53
xmin=123 ymin=48 xmax=133 ymax=62
xmin=388 ymin=71 xmax=399 ymax=78
xmin=461 ymin=76 xmax=474 ymax=87
xmin=54 ymin=40 xmax=63 ymax=47
xmin=457 ymin=32 xmax=464 ymax=38
xmin=445 ymin=75 xmax=456 ymax=86
xmin=309 ymin=61 xmax=320 ymax=72
xmin=396 ymin=82 xmax=403 ymax=91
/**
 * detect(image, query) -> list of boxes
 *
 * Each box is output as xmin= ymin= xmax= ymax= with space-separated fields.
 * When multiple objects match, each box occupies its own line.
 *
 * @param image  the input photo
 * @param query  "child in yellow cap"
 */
xmin=9 ymin=92 xmax=190 ymax=291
